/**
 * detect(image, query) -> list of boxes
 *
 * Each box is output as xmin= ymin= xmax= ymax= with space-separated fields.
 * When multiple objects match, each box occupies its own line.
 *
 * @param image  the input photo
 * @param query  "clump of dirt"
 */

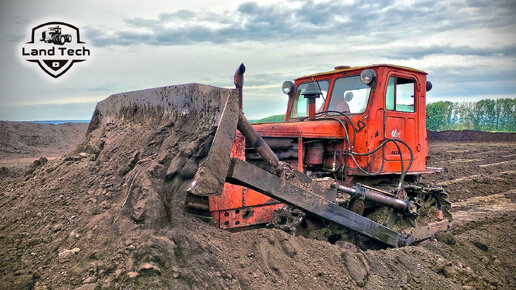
xmin=0 ymin=85 xmax=515 ymax=289
xmin=428 ymin=130 xmax=516 ymax=142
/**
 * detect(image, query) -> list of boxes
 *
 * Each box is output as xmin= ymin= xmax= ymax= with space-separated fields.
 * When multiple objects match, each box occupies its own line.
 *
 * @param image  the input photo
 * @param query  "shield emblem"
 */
xmin=22 ymin=22 xmax=90 ymax=78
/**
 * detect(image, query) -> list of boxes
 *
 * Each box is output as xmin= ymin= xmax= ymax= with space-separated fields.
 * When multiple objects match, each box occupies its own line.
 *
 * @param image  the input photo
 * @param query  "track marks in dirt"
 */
xmin=479 ymin=160 xmax=516 ymax=168
xmin=423 ymin=142 xmax=516 ymax=202
xmin=448 ymin=158 xmax=482 ymax=164
xmin=437 ymin=170 xmax=516 ymax=186
xmin=451 ymin=190 xmax=516 ymax=227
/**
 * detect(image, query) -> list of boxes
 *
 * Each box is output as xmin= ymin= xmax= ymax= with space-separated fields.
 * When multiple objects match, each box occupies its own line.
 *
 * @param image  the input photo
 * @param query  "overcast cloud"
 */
xmin=0 ymin=0 xmax=515 ymax=120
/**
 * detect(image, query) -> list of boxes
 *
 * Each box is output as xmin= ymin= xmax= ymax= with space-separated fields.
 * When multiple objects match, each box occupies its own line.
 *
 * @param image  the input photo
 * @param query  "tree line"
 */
xmin=426 ymin=98 xmax=516 ymax=132
xmin=251 ymin=98 xmax=515 ymax=132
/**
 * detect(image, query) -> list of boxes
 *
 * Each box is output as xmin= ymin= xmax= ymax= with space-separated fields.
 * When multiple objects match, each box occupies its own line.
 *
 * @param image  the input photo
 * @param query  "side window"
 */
xmin=386 ymin=77 xmax=395 ymax=110
xmin=385 ymin=76 xmax=415 ymax=112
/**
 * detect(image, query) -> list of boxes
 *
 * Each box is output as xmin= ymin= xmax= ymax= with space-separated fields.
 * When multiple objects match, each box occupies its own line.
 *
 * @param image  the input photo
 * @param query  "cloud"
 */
xmin=84 ymin=0 xmax=516 ymax=67
xmin=84 ymin=0 xmax=364 ymax=46
xmin=368 ymin=44 xmax=516 ymax=62
xmin=1 ymin=0 xmax=515 ymax=121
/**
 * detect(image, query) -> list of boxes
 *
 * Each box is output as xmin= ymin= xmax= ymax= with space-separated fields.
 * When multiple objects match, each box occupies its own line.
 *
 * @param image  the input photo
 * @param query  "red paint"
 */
xmin=208 ymin=135 xmax=283 ymax=228
xmin=210 ymin=65 xmax=431 ymax=229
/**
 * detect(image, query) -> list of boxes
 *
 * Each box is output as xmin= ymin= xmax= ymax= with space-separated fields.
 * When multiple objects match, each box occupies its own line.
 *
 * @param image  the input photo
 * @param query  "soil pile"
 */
xmin=0 ymin=85 xmax=515 ymax=289
xmin=428 ymin=130 xmax=516 ymax=142
xmin=0 ymin=122 xmax=88 ymax=158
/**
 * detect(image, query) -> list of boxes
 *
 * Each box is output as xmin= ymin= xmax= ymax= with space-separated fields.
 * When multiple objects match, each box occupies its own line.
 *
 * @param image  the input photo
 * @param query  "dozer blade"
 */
xmin=187 ymin=86 xmax=240 ymax=196
xmin=88 ymin=83 xmax=238 ymax=134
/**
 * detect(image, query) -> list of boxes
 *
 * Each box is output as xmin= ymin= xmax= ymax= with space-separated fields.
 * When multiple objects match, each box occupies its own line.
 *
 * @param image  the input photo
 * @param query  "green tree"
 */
xmin=427 ymin=98 xmax=515 ymax=132
xmin=251 ymin=114 xmax=285 ymax=123
xmin=426 ymin=101 xmax=454 ymax=130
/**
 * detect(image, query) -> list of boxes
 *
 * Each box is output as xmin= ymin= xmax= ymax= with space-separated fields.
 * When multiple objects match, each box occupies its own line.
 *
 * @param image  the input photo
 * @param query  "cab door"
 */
xmin=384 ymin=73 xmax=419 ymax=166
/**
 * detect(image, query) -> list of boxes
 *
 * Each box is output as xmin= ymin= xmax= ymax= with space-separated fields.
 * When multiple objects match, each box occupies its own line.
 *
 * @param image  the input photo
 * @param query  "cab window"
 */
xmin=327 ymin=75 xmax=371 ymax=114
xmin=386 ymin=77 xmax=415 ymax=112
xmin=290 ymin=80 xmax=330 ymax=118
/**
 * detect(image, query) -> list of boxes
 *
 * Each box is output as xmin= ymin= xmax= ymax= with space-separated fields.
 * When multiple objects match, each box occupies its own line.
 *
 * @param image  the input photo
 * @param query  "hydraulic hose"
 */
xmin=314 ymin=111 xmax=414 ymax=189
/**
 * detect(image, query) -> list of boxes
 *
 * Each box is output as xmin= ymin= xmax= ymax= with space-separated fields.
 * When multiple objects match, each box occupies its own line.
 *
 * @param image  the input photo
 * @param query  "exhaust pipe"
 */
xmin=233 ymin=63 xmax=281 ymax=171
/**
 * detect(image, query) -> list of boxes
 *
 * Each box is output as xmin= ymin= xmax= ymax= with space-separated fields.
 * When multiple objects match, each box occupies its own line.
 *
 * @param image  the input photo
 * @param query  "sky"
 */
xmin=0 ymin=0 xmax=515 ymax=121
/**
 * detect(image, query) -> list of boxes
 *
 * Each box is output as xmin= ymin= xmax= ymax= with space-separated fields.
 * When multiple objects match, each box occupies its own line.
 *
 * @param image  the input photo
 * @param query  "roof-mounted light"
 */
xmin=282 ymin=81 xmax=294 ymax=95
xmin=426 ymin=81 xmax=433 ymax=92
xmin=360 ymin=69 xmax=376 ymax=85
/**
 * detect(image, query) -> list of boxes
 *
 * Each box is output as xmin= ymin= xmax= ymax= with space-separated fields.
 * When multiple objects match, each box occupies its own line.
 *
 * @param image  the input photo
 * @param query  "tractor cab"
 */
xmin=250 ymin=65 xmax=433 ymax=180
xmin=284 ymin=65 xmax=429 ymax=121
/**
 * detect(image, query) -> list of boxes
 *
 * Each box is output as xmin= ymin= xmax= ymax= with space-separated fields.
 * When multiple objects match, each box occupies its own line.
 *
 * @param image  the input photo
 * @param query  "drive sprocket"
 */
xmin=405 ymin=184 xmax=452 ymax=225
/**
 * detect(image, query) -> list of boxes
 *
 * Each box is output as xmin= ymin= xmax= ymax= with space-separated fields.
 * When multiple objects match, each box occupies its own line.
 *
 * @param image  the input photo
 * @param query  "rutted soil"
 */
xmin=421 ymin=141 xmax=516 ymax=202
xmin=0 ymin=88 xmax=515 ymax=289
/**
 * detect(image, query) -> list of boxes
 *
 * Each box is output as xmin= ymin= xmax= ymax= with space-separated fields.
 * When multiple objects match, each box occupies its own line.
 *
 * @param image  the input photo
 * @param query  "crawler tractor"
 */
xmin=185 ymin=64 xmax=451 ymax=247
xmin=40 ymin=26 xmax=72 ymax=45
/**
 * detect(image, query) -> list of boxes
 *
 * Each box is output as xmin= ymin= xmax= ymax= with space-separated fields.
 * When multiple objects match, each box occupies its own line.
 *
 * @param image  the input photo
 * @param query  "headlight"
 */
xmin=360 ymin=69 xmax=376 ymax=85
xmin=426 ymin=81 xmax=432 ymax=92
xmin=282 ymin=81 xmax=294 ymax=95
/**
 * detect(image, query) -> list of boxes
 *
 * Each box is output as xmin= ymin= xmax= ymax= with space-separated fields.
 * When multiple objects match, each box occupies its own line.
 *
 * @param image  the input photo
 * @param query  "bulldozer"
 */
xmin=180 ymin=64 xmax=451 ymax=247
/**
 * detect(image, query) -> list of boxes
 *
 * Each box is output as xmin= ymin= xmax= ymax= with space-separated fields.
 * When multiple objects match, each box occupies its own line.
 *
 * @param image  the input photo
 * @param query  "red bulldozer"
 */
xmin=183 ymin=64 xmax=451 ymax=247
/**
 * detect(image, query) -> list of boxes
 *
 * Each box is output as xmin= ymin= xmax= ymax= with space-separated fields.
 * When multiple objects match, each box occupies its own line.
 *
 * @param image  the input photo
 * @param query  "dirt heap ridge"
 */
xmin=428 ymin=130 xmax=516 ymax=142
xmin=0 ymin=121 xmax=88 ymax=158
xmin=0 ymin=84 xmax=514 ymax=289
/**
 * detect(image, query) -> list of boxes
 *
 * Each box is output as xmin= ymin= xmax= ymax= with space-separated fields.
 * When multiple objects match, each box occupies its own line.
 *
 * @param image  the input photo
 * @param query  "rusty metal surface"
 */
xmin=226 ymin=158 xmax=405 ymax=247
xmin=234 ymin=63 xmax=245 ymax=110
xmin=208 ymin=135 xmax=283 ymax=229
xmin=188 ymin=88 xmax=240 ymax=196
xmin=407 ymin=220 xmax=451 ymax=243
xmin=215 ymin=203 xmax=284 ymax=229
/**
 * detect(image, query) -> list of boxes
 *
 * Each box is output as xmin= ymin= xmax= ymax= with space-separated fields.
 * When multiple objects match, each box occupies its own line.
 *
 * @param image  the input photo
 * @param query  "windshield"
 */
xmin=290 ymin=80 xmax=330 ymax=118
xmin=327 ymin=76 xmax=371 ymax=114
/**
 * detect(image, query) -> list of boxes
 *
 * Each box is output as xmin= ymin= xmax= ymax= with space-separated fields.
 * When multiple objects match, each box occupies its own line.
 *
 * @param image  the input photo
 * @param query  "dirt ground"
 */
xmin=0 ymin=121 xmax=88 ymax=171
xmin=0 ymin=96 xmax=515 ymax=289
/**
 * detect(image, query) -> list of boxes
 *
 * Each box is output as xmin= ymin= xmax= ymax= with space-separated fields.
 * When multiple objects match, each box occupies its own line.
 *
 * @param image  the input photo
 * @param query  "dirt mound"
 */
xmin=428 ymin=130 xmax=516 ymax=142
xmin=0 ymin=85 xmax=515 ymax=289
xmin=0 ymin=121 xmax=88 ymax=158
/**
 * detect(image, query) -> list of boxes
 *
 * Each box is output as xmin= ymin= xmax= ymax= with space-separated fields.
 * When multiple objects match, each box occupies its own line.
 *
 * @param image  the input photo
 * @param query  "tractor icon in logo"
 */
xmin=40 ymin=26 xmax=72 ymax=45
xmin=21 ymin=21 xmax=91 ymax=78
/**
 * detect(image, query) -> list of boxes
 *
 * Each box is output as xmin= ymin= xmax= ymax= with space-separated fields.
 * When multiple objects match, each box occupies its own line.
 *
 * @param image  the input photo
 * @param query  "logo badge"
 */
xmin=390 ymin=128 xmax=401 ymax=138
xmin=21 ymin=22 xmax=91 ymax=78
